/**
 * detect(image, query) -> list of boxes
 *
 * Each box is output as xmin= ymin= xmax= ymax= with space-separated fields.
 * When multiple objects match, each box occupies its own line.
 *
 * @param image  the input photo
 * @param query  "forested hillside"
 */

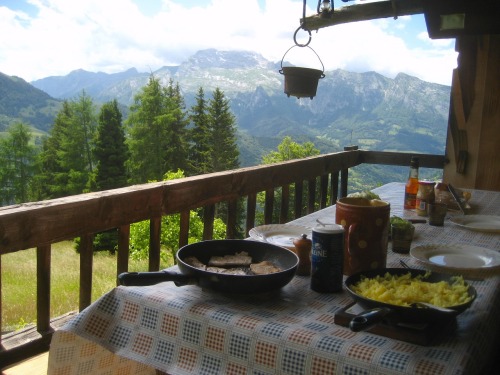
xmin=0 ymin=72 xmax=61 ymax=133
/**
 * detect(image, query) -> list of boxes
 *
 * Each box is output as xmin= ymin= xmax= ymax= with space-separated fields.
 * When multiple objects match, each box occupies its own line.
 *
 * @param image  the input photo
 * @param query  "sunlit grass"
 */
xmin=2 ymin=241 xmax=172 ymax=331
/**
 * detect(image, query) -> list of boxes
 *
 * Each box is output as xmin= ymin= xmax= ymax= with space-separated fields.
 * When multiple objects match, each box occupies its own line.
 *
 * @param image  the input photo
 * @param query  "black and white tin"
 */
xmin=311 ymin=223 xmax=344 ymax=293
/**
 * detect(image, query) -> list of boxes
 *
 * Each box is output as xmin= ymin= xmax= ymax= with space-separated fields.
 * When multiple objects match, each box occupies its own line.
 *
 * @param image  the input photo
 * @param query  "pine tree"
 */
xmin=94 ymin=99 xmax=128 ymax=191
xmin=0 ymin=122 xmax=37 ymax=205
xmin=127 ymin=75 xmax=170 ymax=183
xmin=72 ymin=90 xmax=97 ymax=178
xmin=206 ymin=88 xmax=242 ymax=237
xmin=33 ymin=92 xmax=97 ymax=199
xmin=208 ymin=88 xmax=240 ymax=172
xmin=91 ymin=99 xmax=128 ymax=252
xmin=34 ymin=101 xmax=73 ymax=199
xmin=188 ymin=87 xmax=211 ymax=175
xmin=127 ymin=75 xmax=189 ymax=183
xmin=54 ymin=91 xmax=97 ymax=195
xmin=164 ymin=80 xmax=189 ymax=172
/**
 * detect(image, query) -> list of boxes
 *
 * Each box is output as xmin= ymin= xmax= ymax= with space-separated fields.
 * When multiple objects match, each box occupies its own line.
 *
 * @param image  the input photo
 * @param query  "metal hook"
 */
xmin=293 ymin=26 xmax=312 ymax=47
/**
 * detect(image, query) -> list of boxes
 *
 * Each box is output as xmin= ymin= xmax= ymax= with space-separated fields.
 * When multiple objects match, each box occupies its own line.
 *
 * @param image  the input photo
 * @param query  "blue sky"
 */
xmin=0 ymin=0 xmax=456 ymax=85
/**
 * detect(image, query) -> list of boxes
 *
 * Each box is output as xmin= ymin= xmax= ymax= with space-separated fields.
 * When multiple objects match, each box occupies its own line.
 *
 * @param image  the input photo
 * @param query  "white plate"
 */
xmin=450 ymin=215 xmax=500 ymax=233
xmin=410 ymin=244 xmax=500 ymax=277
xmin=249 ymin=224 xmax=312 ymax=249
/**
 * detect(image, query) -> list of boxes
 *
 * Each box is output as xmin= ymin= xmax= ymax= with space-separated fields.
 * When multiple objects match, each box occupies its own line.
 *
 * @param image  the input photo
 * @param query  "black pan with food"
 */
xmin=118 ymin=239 xmax=299 ymax=294
xmin=344 ymin=268 xmax=477 ymax=331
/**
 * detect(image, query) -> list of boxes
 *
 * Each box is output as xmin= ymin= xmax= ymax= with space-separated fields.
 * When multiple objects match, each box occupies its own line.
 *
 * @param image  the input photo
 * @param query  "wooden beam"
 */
xmin=302 ymin=0 xmax=424 ymax=31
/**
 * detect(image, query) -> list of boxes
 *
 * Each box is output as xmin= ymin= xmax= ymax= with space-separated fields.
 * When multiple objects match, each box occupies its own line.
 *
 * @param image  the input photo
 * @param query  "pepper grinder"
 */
xmin=293 ymin=233 xmax=312 ymax=276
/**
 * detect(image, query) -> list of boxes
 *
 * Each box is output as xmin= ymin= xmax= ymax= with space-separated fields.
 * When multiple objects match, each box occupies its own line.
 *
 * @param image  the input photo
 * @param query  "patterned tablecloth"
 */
xmin=48 ymin=183 xmax=500 ymax=375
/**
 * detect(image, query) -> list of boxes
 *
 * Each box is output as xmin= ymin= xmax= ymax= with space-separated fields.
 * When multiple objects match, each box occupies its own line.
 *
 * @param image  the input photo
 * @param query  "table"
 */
xmin=47 ymin=183 xmax=500 ymax=375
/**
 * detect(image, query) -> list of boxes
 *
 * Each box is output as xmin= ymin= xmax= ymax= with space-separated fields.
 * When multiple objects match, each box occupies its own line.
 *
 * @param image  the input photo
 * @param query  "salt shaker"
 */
xmin=293 ymin=234 xmax=311 ymax=276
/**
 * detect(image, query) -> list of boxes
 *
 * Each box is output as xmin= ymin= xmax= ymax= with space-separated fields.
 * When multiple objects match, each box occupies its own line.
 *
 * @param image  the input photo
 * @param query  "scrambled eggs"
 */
xmin=351 ymin=272 xmax=472 ymax=307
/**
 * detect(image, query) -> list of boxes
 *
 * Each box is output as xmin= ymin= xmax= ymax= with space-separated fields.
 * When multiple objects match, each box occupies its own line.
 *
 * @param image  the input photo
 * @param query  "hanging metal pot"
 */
xmin=279 ymin=26 xmax=325 ymax=100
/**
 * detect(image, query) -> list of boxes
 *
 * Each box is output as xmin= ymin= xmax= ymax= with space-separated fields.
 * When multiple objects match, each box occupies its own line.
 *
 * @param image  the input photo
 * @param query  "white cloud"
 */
xmin=0 ymin=0 xmax=456 ymax=85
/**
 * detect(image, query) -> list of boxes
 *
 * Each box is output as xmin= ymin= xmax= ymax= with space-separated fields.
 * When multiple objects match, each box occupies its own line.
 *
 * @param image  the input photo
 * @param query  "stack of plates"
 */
xmin=410 ymin=244 xmax=500 ymax=278
xmin=249 ymin=224 xmax=312 ymax=249
xmin=450 ymin=215 xmax=500 ymax=233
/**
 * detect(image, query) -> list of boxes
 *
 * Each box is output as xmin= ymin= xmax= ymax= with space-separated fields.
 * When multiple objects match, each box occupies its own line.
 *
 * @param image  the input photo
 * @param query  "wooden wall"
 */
xmin=444 ymin=35 xmax=500 ymax=191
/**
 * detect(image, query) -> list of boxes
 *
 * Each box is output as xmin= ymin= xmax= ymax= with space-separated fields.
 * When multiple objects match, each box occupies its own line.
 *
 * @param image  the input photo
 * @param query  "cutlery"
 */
xmin=399 ymin=259 xmax=483 ymax=282
xmin=448 ymin=183 xmax=468 ymax=214
xmin=410 ymin=302 xmax=456 ymax=314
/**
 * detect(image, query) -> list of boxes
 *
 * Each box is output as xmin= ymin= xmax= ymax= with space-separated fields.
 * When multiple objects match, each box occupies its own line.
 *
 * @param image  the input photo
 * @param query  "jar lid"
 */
xmin=313 ymin=223 xmax=344 ymax=234
xmin=418 ymin=180 xmax=436 ymax=186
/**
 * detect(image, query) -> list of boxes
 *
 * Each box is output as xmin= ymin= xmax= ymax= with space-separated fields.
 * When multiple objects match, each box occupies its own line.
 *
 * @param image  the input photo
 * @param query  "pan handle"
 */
xmin=349 ymin=307 xmax=392 ymax=332
xmin=118 ymin=271 xmax=195 ymax=287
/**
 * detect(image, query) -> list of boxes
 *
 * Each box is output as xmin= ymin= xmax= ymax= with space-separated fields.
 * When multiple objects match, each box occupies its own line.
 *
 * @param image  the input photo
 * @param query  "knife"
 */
xmin=448 ymin=183 xmax=468 ymax=214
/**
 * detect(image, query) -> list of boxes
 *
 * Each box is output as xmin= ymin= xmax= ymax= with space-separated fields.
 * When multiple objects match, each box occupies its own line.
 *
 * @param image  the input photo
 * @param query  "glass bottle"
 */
xmin=404 ymin=157 xmax=419 ymax=209
xmin=415 ymin=181 xmax=436 ymax=216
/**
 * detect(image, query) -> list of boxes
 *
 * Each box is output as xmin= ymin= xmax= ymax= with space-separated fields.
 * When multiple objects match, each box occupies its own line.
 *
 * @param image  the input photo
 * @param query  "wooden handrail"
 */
xmin=0 ymin=149 xmax=446 ymax=369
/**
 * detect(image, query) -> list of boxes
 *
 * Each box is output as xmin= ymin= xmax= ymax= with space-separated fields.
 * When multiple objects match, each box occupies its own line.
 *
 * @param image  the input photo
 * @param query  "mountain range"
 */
xmin=1 ymin=49 xmax=451 ymax=175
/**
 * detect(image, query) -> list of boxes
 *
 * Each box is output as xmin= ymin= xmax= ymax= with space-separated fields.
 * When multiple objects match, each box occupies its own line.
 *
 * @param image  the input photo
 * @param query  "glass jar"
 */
xmin=435 ymin=182 xmax=453 ymax=205
xmin=415 ymin=181 xmax=436 ymax=216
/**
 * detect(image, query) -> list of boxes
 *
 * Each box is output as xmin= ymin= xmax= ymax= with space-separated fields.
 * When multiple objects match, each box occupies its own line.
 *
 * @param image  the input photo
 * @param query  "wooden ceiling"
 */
xmin=302 ymin=0 xmax=500 ymax=39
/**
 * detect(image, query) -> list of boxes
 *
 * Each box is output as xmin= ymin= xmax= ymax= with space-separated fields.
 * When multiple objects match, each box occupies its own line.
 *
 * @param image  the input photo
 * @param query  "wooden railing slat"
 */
xmin=294 ymin=181 xmax=303 ymax=219
xmin=330 ymin=171 xmax=339 ymax=205
xmin=203 ymin=205 xmax=215 ymax=240
xmin=226 ymin=200 xmax=237 ymax=239
xmin=264 ymin=189 xmax=274 ymax=224
xmin=117 ymin=225 xmax=130 ymax=278
xmin=245 ymin=194 xmax=256 ymax=235
xmin=341 ymin=168 xmax=348 ymax=198
xmin=320 ymin=175 xmax=328 ymax=209
xmin=36 ymin=244 xmax=51 ymax=334
xmin=307 ymin=178 xmax=316 ymax=214
xmin=280 ymin=185 xmax=290 ymax=223
xmin=79 ymin=234 xmax=93 ymax=311
xmin=149 ymin=217 xmax=161 ymax=271
xmin=179 ymin=211 xmax=190 ymax=248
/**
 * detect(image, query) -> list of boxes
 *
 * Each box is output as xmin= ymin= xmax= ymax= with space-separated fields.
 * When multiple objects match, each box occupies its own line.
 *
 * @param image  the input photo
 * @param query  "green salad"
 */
xmin=390 ymin=215 xmax=413 ymax=229
xmin=347 ymin=190 xmax=381 ymax=200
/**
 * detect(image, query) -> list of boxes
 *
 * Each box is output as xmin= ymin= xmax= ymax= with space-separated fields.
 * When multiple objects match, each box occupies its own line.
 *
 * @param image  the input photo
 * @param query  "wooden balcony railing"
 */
xmin=0 ymin=149 xmax=446 ymax=370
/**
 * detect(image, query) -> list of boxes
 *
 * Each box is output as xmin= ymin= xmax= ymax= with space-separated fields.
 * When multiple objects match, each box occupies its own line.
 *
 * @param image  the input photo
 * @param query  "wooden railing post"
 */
xmin=330 ymin=171 xmax=339 ymax=205
xmin=294 ymin=181 xmax=304 ymax=219
xmin=203 ymin=205 xmax=215 ymax=240
xmin=307 ymin=178 xmax=316 ymax=214
xmin=226 ymin=200 xmax=238 ymax=239
xmin=179 ymin=211 xmax=190 ymax=248
xmin=245 ymin=194 xmax=257 ymax=235
xmin=149 ymin=217 xmax=161 ymax=272
xmin=37 ymin=244 xmax=52 ymax=334
xmin=79 ymin=234 xmax=94 ymax=311
xmin=319 ymin=175 xmax=329 ymax=209
xmin=264 ymin=189 xmax=274 ymax=224
xmin=280 ymin=185 xmax=290 ymax=223
xmin=117 ymin=225 xmax=130 ymax=278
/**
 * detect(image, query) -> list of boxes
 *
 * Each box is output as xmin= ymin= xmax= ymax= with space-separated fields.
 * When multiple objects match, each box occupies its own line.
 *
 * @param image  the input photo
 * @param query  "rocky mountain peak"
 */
xmin=186 ymin=49 xmax=273 ymax=70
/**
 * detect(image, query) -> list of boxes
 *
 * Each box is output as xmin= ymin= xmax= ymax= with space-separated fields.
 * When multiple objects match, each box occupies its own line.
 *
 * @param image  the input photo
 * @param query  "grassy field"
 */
xmin=1 ymin=241 xmax=173 ymax=331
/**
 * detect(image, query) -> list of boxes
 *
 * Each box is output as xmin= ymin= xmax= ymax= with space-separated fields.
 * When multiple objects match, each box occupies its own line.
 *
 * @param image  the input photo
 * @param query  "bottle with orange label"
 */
xmin=404 ymin=156 xmax=419 ymax=209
